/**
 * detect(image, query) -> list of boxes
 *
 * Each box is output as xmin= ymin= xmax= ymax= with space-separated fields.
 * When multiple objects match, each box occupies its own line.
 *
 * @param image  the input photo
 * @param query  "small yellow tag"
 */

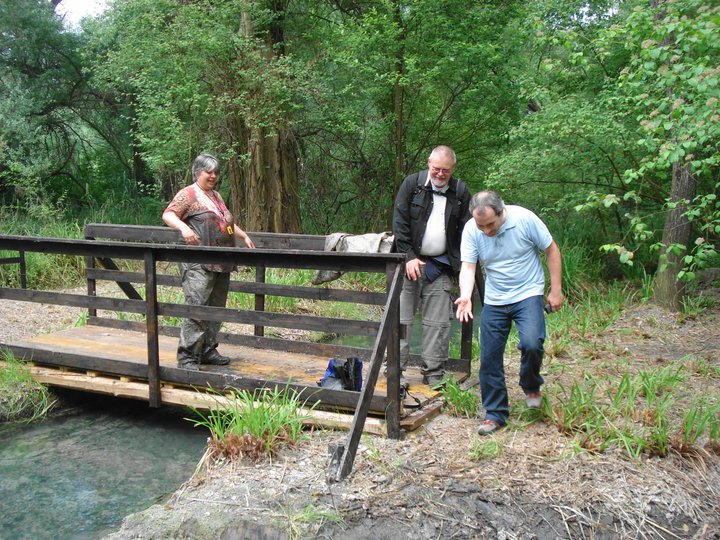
xmin=226 ymin=226 xmax=233 ymax=235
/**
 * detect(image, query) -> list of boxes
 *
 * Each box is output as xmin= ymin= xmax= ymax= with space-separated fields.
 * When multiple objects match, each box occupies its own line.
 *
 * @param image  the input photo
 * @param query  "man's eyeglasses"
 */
xmin=430 ymin=166 xmax=452 ymax=175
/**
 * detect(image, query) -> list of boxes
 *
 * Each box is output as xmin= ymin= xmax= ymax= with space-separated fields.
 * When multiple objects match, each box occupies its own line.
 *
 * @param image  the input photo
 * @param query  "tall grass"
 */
xmin=0 ymin=351 xmax=54 ymax=430
xmin=0 ymin=195 xmax=162 ymax=290
xmin=187 ymin=386 xmax=314 ymax=461
xmin=547 ymin=365 xmax=720 ymax=459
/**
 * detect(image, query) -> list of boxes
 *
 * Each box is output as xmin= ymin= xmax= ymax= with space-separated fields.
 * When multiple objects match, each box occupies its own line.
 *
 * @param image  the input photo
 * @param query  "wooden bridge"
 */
xmin=0 ymin=224 xmax=473 ymax=480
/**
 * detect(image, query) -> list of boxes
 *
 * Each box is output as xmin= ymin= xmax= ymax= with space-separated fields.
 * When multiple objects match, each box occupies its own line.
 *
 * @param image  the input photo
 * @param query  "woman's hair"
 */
xmin=469 ymin=190 xmax=504 ymax=216
xmin=192 ymin=153 xmax=220 ymax=180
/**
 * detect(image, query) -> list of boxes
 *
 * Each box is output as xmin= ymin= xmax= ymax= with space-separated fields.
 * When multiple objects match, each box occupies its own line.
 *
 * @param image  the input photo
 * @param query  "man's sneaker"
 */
xmin=477 ymin=419 xmax=501 ymax=435
xmin=526 ymin=392 xmax=542 ymax=409
xmin=201 ymin=351 xmax=231 ymax=365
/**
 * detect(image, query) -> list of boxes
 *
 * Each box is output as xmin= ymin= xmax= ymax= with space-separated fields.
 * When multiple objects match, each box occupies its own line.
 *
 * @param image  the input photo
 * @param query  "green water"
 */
xmin=0 ymin=391 xmax=208 ymax=539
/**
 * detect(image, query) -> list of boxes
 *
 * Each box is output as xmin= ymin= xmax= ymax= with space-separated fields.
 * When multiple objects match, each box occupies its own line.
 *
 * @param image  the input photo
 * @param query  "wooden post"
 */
xmin=329 ymin=264 xmax=403 ymax=481
xmin=19 ymin=249 xmax=27 ymax=289
xmin=84 ymin=234 xmax=97 ymax=317
xmin=144 ymin=251 xmax=161 ymax=407
xmin=460 ymin=319 xmax=473 ymax=369
xmin=385 ymin=262 xmax=401 ymax=439
xmin=254 ymin=264 xmax=266 ymax=336
xmin=461 ymin=267 xmax=484 ymax=371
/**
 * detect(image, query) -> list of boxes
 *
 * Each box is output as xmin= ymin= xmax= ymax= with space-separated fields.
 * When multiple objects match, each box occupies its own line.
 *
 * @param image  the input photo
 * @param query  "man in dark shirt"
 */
xmin=392 ymin=146 xmax=471 ymax=388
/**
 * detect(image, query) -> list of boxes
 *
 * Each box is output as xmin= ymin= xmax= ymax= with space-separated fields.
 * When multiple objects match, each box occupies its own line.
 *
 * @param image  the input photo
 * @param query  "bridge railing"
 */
xmin=0 ymin=229 xmax=408 ymax=432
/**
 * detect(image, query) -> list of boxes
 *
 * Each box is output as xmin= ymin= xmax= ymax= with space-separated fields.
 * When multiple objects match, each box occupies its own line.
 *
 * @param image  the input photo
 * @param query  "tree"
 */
xmin=235 ymin=1 xmax=301 ymax=232
xmin=293 ymin=0 xmax=525 ymax=232
xmin=90 ymin=0 xmax=307 ymax=231
xmin=607 ymin=0 xmax=719 ymax=309
xmin=487 ymin=0 xmax=719 ymax=304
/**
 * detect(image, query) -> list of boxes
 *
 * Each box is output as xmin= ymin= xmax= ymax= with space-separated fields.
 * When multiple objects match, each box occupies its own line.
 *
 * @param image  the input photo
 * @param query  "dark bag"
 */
xmin=424 ymin=254 xmax=451 ymax=282
xmin=318 ymin=357 xmax=363 ymax=391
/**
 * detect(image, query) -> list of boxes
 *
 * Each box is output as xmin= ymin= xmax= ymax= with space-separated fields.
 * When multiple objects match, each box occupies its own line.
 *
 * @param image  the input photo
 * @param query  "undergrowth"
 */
xmin=187 ymin=386 xmax=314 ymax=462
xmin=546 ymin=364 xmax=720 ymax=460
xmin=439 ymin=376 xmax=479 ymax=418
xmin=0 ymin=351 xmax=54 ymax=430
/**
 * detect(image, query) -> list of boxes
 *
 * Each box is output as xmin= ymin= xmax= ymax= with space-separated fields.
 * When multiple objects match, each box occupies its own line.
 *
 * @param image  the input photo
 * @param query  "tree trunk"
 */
xmin=242 ymin=125 xmax=301 ymax=232
xmin=391 ymin=1 xmax=406 ymax=202
xmin=650 ymin=0 xmax=696 ymax=311
xmin=653 ymin=162 xmax=696 ymax=310
xmin=227 ymin=1 xmax=301 ymax=233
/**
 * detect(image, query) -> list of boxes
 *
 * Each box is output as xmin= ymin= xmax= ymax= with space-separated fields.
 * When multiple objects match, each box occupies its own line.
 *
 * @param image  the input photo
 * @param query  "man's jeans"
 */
xmin=177 ymin=263 xmax=230 ymax=365
xmin=479 ymin=295 xmax=546 ymax=425
xmin=399 ymin=270 xmax=453 ymax=379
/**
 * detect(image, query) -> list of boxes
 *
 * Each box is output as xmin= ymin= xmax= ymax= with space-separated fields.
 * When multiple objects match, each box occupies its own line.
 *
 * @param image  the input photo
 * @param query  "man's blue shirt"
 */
xmin=461 ymin=205 xmax=553 ymax=306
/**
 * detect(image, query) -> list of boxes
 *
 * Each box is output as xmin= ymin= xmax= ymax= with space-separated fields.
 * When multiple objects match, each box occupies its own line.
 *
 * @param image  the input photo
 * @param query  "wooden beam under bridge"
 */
xmin=3 ymin=362 xmax=443 ymax=437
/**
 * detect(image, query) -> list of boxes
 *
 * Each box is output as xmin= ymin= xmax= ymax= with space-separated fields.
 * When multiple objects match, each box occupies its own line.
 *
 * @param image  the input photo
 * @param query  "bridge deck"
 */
xmin=6 ymin=325 xmax=459 ymax=417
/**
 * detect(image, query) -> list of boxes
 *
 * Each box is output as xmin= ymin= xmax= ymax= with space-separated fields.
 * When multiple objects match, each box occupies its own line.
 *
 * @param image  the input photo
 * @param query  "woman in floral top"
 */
xmin=162 ymin=153 xmax=255 ymax=370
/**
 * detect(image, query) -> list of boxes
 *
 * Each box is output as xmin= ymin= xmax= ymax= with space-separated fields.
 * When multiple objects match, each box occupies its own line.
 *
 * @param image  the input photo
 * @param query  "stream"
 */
xmin=0 ymin=390 xmax=208 ymax=539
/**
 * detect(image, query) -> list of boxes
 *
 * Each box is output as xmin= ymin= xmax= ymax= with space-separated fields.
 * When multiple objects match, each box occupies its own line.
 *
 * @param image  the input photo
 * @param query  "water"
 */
xmin=0 ymin=391 xmax=209 ymax=539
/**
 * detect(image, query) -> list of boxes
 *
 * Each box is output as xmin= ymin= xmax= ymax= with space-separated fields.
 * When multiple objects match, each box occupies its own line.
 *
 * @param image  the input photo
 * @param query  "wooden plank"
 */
xmin=86 ymin=268 xmax=386 ymax=305
xmin=4 ymin=344 xmax=151 ymax=378
xmin=0 ymin=287 xmax=146 ymax=313
xmin=84 ymin=224 xmax=328 ymax=251
xmin=0 ymin=235 xmax=405 ymax=274
xmin=85 ymin=223 xmax=179 ymax=243
xmin=158 ymin=303 xmax=380 ymax=335
xmin=24 ymin=365 xmax=390 ymax=435
xmin=384 ymin=262 xmax=402 ymax=439
xmin=400 ymin=400 xmax=443 ymax=431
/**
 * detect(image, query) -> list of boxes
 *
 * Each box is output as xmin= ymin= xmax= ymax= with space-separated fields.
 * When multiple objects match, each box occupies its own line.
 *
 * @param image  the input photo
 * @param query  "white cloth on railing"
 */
xmin=312 ymin=232 xmax=395 ymax=285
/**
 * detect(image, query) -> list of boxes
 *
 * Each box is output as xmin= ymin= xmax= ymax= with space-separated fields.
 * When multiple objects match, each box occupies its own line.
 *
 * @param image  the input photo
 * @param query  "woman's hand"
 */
xmin=181 ymin=226 xmax=200 ymax=245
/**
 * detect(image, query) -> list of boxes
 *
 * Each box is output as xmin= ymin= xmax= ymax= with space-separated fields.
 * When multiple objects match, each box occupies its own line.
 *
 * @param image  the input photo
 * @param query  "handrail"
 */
xmin=0 ymin=233 xmax=407 ymax=428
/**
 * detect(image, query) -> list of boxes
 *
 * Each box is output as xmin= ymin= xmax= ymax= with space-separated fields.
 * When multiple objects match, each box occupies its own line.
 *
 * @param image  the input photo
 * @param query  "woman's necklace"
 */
xmin=194 ymin=182 xmax=225 ymax=217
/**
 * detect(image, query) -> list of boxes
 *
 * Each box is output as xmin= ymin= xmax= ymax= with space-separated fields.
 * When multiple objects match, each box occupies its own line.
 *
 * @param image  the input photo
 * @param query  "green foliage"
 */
xmin=439 ymin=377 xmax=479 ymax=418
xmin=547 ymin=360 xmax=720 ymax=459
xmin=469 ymin=438 xmax=502 ymax=461
xmin=188 ymin=386 xmax=313 ymax=461
xmin=89 ymin=0 xmax=312 ymax=197
xmin=0 ymin=351 xmax=54 ymax=429
xmin=297 ymin=0 xmax=527 ymax=232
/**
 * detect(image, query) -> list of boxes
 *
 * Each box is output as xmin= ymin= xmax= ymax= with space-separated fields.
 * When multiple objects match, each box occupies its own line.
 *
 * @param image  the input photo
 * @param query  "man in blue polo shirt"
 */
xmin=455 ymin=190 xmax=564 ymax=435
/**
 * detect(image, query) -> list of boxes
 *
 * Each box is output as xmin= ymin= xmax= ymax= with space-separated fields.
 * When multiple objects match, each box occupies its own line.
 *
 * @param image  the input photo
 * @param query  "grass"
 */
xmin=439 ymin=376 xmax=479 ymax=418
xmin=187 ymin=385 xmax=314 ymax=461
xmin=544 ymin=364 xmax=720 ymax=459
xmin=469 ymin=437 xmax=502 ymax=461
xmin=0 ymin=351 xmax=54 ymax=430
xmin=276 ymin=502 xmax=344 ymax=540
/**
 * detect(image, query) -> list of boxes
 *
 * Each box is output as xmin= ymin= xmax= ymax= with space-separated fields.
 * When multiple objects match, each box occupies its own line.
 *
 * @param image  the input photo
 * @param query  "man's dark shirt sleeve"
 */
xmin=392 ymin=175 xmax=417 ymax=260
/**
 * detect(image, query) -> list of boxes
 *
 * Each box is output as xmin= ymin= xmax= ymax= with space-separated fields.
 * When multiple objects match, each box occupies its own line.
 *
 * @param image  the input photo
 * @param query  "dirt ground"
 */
xmin=1 ymin=286 xmax=719 ymax=539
